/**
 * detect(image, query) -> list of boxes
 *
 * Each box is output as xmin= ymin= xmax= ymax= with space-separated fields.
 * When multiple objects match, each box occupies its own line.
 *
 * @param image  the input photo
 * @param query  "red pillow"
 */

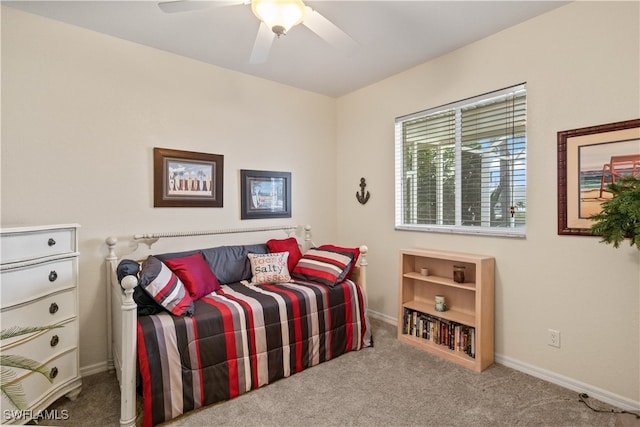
xmin=163 ymin=253 xmax=220 ymax=300
xmin=318 ymin=244 xmax=360 ymax=279
xmin=266 ymin=237 xmax=302 ymax=272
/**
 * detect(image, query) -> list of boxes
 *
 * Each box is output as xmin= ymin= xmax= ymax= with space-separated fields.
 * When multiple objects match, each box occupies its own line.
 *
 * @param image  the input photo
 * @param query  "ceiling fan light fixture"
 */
xmin=251 ymin=0 xmax=306 ymax=36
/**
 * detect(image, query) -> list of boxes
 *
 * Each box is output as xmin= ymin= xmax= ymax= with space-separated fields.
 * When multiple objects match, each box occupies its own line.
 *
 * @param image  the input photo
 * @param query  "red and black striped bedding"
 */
xmin=136 ymin=278 xmax=371 ymax=426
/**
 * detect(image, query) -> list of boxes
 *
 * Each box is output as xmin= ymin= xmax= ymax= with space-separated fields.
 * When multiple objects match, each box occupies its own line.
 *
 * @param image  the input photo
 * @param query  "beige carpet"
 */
xmin=45 ymin=319 xmax=635 ymax=426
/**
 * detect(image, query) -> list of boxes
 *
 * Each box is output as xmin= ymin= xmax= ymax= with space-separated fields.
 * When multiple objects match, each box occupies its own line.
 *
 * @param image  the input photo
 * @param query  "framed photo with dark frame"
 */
xmin=154 ymin=147 xmax=224 ymax=208
xmin=557 ymin=118 xmax=640 ymax=235
xmin=240 ymin=169 xmax=291 ymax=219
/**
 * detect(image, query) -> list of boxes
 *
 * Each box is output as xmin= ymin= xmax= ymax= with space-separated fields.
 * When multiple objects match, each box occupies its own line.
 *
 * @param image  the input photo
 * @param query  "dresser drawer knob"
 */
xmin=50 ymin=335 xmax=59 ymax=347
xmin=49 ymin=367 xmax=58 ymax=379
xmin=48 ymin=238 xmax=56 ymax=247
xmin=49 ymin=302 xmax=59 ymax=314
xmin=49 ymin=270 xmax=58 ymax=282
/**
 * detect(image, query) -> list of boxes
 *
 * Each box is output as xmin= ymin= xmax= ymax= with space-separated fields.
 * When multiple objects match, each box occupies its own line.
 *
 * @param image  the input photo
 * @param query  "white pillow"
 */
xmin=247 ymin=252 xmax=291 ymax=284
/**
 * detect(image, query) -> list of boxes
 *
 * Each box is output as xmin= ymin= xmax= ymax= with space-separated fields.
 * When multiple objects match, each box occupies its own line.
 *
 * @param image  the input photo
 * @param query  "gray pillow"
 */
xmin=200 ymin=244 xmax=268 ymax=284
xmin=155 ymin=249 xmax=200 ymax=262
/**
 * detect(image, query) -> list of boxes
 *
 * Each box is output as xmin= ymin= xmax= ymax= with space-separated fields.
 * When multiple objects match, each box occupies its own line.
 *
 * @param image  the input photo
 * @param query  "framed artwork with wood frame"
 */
xmin=557 ymin=118 xmax=640 ymax=235
xmin=154 ymin=147 xmax=224 ymax=207
xmin=240 ymin=169 xmax=291 ymax=219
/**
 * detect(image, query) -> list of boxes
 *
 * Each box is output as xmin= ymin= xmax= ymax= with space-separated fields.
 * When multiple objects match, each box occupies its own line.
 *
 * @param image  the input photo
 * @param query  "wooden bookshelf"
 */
xmin=397 ymin=248 xmax=495 ymax=372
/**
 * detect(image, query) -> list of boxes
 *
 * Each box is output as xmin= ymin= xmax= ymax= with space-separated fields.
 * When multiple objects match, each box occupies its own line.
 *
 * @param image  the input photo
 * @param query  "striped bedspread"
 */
xmin=136 ymin=278 xmax=372 ymax=426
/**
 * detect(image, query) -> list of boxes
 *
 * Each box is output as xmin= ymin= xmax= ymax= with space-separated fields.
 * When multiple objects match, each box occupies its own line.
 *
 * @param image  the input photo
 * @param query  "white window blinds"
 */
xmin=395 ymin=84 xmax=527 ymax=236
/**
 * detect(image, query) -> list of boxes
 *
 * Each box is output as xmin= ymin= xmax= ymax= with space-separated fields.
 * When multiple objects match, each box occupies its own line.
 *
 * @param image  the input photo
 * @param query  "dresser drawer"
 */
xmin=1 ymin=318 xmax=77 ymax=362
xmin=0 ymin=289 xmax=76 ymax=343
xmin=1 ymin=226 xmax=77 ymax=265
xmin=1 ymin=258 xmax=77 ymax=308
xmin=0 ymin=349 xmax=79 ymax=417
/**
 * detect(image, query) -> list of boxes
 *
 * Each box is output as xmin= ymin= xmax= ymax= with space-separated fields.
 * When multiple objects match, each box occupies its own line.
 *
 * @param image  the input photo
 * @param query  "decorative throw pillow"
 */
xmin=163 ymin=252 xmax=221 ymax=300
xmin=247 ymin=252 xmax=291 ymax=284
xmin=266 ymin=237 xmax=302 ymax=272
xmin=291 ymin=247 xmax=356 ymax=287
xmin=318 ymin=244 xmax=361 ymax=279
xmin=138 ymin=256 xmax=194 ymax=316
xmin=132 ymin=286 xmax=165 ymax=316
xmin=116 ymin=259 xmax=140 ymax=283
xmin=199 ymin=244 xmax=269 ymax=284
xmin=117 ymin=259 xmax=164 ymax=316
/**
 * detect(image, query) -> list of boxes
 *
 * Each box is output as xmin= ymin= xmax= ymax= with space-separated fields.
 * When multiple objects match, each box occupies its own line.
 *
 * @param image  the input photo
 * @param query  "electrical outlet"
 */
xmin=548 ymin=329 xmax=561 ymax=348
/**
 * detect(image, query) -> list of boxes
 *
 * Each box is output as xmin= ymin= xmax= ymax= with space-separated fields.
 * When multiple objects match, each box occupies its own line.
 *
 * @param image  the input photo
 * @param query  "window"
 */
xmin=395 ymin=84 xmax=526 ymax=237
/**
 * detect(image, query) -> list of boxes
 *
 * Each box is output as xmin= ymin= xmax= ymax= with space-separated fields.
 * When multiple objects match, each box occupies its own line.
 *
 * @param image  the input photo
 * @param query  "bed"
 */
xmin=105 ymin=225 xmax=371 ymax=427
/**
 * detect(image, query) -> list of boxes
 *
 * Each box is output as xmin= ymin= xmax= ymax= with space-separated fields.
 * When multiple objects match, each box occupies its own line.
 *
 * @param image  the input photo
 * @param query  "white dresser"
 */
xmin=1 ymin=224 xmax=82 ymax=424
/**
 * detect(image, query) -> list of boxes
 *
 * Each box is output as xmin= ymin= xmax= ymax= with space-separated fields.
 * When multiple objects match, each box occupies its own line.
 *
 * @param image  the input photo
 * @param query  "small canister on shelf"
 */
xmin=453 ymin=265 xmax=466 ymax=283
xmin=435 ymin=295 xmax=446 ymax=312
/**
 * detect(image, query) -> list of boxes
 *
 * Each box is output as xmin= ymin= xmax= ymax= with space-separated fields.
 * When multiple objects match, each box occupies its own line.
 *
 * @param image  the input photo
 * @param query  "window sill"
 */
xmin=395 ymin=224 xmax=526 ymax=238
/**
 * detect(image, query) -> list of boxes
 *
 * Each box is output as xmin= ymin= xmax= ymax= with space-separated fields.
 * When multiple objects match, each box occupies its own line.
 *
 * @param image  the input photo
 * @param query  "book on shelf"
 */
xmin=401 ymin=307 xmax=475 ymax=358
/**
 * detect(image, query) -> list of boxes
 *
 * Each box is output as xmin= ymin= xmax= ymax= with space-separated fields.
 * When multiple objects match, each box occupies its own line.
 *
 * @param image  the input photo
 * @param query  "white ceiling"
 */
xmin=3 ymin=1 xmax=569 ymax=97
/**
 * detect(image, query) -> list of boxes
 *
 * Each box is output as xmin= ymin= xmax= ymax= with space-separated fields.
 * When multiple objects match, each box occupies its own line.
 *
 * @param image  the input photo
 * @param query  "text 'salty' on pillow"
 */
xmin=247 ymin=252 xmax=291 ymax=284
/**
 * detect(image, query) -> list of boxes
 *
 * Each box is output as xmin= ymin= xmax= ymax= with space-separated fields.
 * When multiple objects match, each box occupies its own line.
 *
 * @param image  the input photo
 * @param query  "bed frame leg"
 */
xmin=105 ymin=237 xmax=117 ymax=372
xmin=303 ymin=225 xmax=313 ymax=252
xmin=120 ymin=275 xmax=138 ymax=427
xmin=358 ymin=245 xmax=368 ymax=306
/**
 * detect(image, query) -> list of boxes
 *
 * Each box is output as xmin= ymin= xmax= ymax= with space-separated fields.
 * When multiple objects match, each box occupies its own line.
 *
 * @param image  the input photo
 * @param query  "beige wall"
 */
xmin=336 ymin=1 xmax=639 ymax=407
xmin=1 ymin=6 xmax=338 ymax=373
xmin=2 ymin=0 xmax=639 ymax=411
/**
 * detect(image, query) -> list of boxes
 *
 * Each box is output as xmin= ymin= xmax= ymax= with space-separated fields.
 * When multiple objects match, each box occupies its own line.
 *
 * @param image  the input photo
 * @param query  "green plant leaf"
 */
xmin=589 ymin=176 xmax=640 ymax=250
xmin=0 ymin=324 xmax=62 ymax=412
xmin=1 ymin=325 xmax=62 ymax=341
xmin=0 ymin=355 xmax=53 ymax=381
xmin=1 ymin=367 xmax=27 ymax=410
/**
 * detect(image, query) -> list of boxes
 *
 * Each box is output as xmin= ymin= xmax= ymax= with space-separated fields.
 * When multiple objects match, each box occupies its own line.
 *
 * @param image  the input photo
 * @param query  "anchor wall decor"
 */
xmin=356 ymin=177 xmax=370 ymax=205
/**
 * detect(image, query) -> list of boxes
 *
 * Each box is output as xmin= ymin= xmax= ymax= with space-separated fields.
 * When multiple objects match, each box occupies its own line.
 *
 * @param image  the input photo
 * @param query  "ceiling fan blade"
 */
xmin=250 ymin=22 xmax=275 ymax=64
xmin=302 ymin=6 xmax=358 ymax=56
xmin=158 ymin=1 xmax=243 ymax=14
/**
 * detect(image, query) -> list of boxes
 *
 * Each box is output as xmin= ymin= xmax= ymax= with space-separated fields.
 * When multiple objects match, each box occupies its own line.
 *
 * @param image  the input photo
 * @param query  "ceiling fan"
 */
xmin=158 ymin=0 xmax=358 ymax=64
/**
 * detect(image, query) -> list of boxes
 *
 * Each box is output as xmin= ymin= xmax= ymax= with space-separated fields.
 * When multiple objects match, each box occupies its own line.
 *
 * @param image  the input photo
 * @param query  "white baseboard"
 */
xmin=495 ymin=353 xmax=640 ymax=412
xmin=80 ymin=361 xmax=110 ymax=378
xmin=367 ymin=309 xmax=640 ymax=413
xmin=367 ymin=309 xmax=397 ymax=325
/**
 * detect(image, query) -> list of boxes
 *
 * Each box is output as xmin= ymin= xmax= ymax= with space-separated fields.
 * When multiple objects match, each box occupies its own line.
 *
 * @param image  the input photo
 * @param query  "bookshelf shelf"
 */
xmin=402 ymin=272 xmax=477 ymax=291
xmin=397 ymin=248 xmax=495 ymax=372
xmin=403 ymin=300 xmax=475 ymax=327
xmin=401 ymin=334 xmax=478 ymax=370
